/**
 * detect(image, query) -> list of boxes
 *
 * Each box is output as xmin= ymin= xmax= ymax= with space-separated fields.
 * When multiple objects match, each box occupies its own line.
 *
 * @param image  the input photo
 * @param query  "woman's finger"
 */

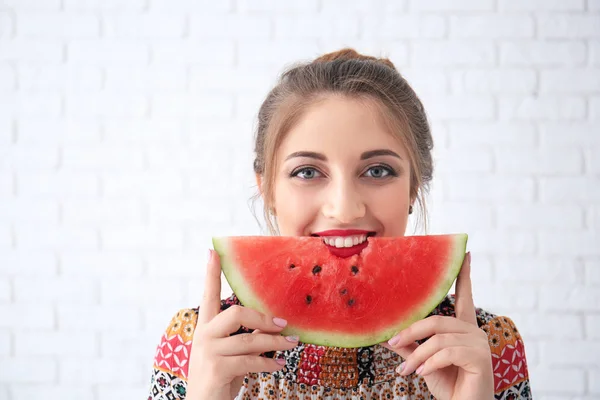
xmin=198 ymin=249 xmax=224 ymax=325
xmin=221 ymin=354 xmax=287 ymax=378
xmin=455 ymin=252 xmax=478 ymax=326
xmin=387 ymin=315 xmax=477 ymax=348
xmin=380 ymin=341 xmax=418 ymax=360
xmin=214 ymin=331 xmax=299 ymax=356
xmin=395 ymin=333 xmax=480 ymax=376
xmin=415 ymin=345 xmax=491 ymax=377
xmin=205 ymin=304 xmax=287 ymax=338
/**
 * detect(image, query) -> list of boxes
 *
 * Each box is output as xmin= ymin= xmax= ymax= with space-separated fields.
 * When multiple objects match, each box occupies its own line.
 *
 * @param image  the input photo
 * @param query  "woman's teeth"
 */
xmin=322 ymin=235 xmax=368 ymax=248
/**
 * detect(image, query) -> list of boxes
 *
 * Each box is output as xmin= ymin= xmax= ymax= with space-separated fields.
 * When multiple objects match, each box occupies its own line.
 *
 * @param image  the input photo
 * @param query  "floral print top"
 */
xmin=148 ymin=293 xmax=532 ymax=399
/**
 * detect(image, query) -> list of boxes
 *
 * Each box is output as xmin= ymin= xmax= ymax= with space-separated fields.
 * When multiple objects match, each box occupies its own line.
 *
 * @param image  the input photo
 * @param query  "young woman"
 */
xmin=148 ymin=49 xmax=532 ymax=399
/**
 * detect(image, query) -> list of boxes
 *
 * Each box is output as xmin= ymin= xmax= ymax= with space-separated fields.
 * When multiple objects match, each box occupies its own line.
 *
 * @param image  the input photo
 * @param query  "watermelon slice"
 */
xmin=212 ymin=234 xmax=467 ymax=348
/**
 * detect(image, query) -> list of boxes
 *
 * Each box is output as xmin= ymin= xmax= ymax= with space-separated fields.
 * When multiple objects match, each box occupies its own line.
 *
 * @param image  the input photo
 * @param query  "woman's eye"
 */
xmin=364 ymin=166 xmax=394 ymax=178
xmin=293 ymin=167 xmax=322 ymax=180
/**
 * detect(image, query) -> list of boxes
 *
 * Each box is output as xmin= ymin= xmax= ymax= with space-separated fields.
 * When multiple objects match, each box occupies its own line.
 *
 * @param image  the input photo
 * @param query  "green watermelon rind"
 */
xmin=213 ymin=234 xmax=468 ymax=349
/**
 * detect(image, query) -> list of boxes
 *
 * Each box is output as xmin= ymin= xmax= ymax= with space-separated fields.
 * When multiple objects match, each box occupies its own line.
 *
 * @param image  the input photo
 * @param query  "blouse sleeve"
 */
xmin=481 ymin=315 xmax=533 ymax=399
xmin=147 ymin=308 xmax=198 ymax=400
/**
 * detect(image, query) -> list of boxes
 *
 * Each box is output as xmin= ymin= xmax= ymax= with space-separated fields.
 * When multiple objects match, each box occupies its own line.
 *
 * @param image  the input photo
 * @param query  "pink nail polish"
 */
xmin=416 ymin=364 xmax=424 ymax=375
xmin=207 ymin=249 xmax=213 ymax=263
xmin=276 ymin=357 xmax=286 ymax=365
xmin=396 ymin=362 xmax=405 ymax=374
xmin=388 ymin=334 xmax=401 ymax=347
xmin=273 ymin=317 xmax=287 ymax=328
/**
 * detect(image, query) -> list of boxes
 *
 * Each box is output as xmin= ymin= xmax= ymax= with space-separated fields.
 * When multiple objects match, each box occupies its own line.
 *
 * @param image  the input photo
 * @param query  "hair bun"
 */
xmin=313 ymin=47 xmax=397 ymax=70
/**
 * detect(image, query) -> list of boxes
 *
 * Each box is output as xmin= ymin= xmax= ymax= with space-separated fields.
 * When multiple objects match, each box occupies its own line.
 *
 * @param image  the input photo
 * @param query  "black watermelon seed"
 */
xmin=351 ymin=265 xmax=359 ymax=275
xmin=347 ymin=298 xmax=355 ymax=306
xmin=340 ymin=288 xmax=347 ymax=295
xmin=289 ymin=264 xmax=296 ymax=269
xmin=312 ymin=265 xmax=322 ymax=275
xmin=306 ymin=295 xmax=312 ymax=304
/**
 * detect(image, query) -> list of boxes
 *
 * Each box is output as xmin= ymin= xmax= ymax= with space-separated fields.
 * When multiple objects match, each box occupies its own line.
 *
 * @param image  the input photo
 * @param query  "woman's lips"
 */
xmin=323 ymin=240 xmax=369 ymax=258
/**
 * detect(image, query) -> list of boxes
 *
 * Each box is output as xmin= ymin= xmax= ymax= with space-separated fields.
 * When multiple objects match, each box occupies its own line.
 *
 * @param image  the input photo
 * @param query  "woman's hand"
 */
xmin=186 ymin=250 xmax=299 ymax=400
xmin=381 ymin=252 xmax=494 ymax=400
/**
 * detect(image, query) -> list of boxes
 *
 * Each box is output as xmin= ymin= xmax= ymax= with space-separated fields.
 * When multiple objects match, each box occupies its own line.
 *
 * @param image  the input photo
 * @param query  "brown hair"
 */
xmin=252 ymin=48 xmax=434 ymax=234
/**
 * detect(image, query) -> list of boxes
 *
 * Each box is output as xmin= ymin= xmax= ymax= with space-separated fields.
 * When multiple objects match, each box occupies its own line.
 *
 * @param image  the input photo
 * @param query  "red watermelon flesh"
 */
xmin=212 ymin=234 xmax=467 ymax=348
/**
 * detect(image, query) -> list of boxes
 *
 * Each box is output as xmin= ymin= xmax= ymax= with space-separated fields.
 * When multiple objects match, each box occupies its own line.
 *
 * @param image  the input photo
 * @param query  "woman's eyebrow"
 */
xmin=360 ymin=149 xmax=402 ymax=160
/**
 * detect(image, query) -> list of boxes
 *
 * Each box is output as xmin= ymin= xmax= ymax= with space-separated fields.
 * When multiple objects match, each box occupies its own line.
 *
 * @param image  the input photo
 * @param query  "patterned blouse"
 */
xmin=147 ymin=293 xmax=532 ymax=399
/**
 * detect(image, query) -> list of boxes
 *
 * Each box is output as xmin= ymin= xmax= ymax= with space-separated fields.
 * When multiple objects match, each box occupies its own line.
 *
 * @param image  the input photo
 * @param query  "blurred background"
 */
xmin=0 ymin=0 xmax=598 ymax=399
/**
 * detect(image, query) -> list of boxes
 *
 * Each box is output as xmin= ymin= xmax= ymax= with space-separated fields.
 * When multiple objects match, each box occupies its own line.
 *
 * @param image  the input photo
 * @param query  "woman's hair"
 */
xmin=251 ymin=48 xmax=434 ymax=234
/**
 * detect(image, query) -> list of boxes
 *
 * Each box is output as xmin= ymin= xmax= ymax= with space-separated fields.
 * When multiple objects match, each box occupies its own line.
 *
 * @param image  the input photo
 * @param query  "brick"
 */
xmin=498 ymin=96 xmax=586 ymax=120
xmin=444 ymin=176 xmax=535 ymax=202
xmin=237 ymin=39 xmax=321 ymax=67
xmin=18 ymin=65 xmax=102 ymax=91
xmin=592 ymin=41 xmax=600 ymax=65
xmin=57 ymin=305 xmax=141 ymax=331
xmin=421 ymin=94 xmax=494 ymax=120
xmin=496 ymin=256 xmax=583 ymax=284
xmin=0 ymin=199 xmax=59 ymax=223
xmin=497 ymin=205 xmax=584 ymax=230
xmin=591 ymin=0 xmax=600 ymax=9
xmin=104 ymin=14 xmax=185 ymax=38
xmin=97 ymin=385 xmax=150 ymax=400
xmin=18 ymin=13 xmax=99 ymax=38
xmin=0 ymin=225 xmax=11 ymax=249
xmin=588 ymin=147 xmax=600 ymax=174
xmin=538 ymin=15 xmax=600 ymax=38
xmin=15 ymin=225 xmax=97 ymax=251
xmin=17 ymin=118 xmax=101 ymax=144
xmin=540 ymin=285 xmax=600 ymax=311
xmin=0 ymin=92 xmax=62 ymax=117
xmin=10 ymin=385 xmax=94 ymax=400
xmin=190 ymin=15 xmax=270 ymax=39
xmin=0 ymin=305 xmax=54 ymax=329
xmin=586 ymin=315 xmax=600 ymax=339
xmin=101 ymin=329 xmax=159 ymax=358
xmin=102 ymin=171 xmax=183 ymax=197
xmin=14 ymin=277 xmax=96 ymax=305
xmin=277 ymin=15 xmax=360 ymax=39
xmin=509 ymin=313 xmax=584 ymax=339
xmin=0 ymin=172 xmax=12 ymax=196
xmin=147 ymin=252 xmax=206 ymax=278
xmin=409 ymin=0 xmax=494 ymax=10
xmin=500 ymin=41 xmax=587 ymax=66
xmin=190 ymin=66 xmax=274 ymax=93
xmin=145 ymin=143 xmax=235 ymax=170
xmin=473 ymin=283 xmax=537 ymax=310
xmin=541 ymin=123 xmax=600 ymax=145
xmin=62 ymin=145 xmax=144 ymax=170
xmin=149 ymin=199 xmax=232 ymax=225
xmin=105 ymin=66 xmax=187 ymax=91
xmin=103 ymin=118 xmax=184 ymax=144
xmin=412 ymin=40 xmax=495 ymax=66
xmin=4 ymin=0 xmax=61 ymax=9
xmin=499 ymin=0 xmax=585 ymax=9
xmin=591 ymin=205 xmax=600 ymax=230
xmin=18 ymin=170 xmax=98 ymax=198
xmin=152 ymin=40 xmax=234 ymax=65
xmin=585 ymin=260 xmax=600 ymax=284
xmin=66 ymin=94 xmax=147 ymax=117
xmin=592 ymin=96 xmax=600 ymax=120
xmin=0 ymin=39 xmax=63 ymax=62
xmin=0 ymin=63 xmax=15 ymax=90
xmin=447 ymin=122 xmax=536 ymax=147
xmin=591 ymin=369 xmax=600 ymax=394
xmin=433 ymin=146 xmax=493 ymax=173
xmin=428 ymin=202 xmax=494 ymax=231
xmin=451 ymin=69 xmax=537 ymax=94
xmin=362 ymin=15 xmax=445 ymax=39
xmin=65 ymin=0 xmax=144 ymax=9
xmin=0 ymin=145 xmax=58 ymax=169
xmin=238 ymin=0 xmax=318 ymax=12
xmin=63 ymin=198 xmax=142 ymax=226
xmin=0 ymin=358 xmax=57 ymax=383
xmin=60 ymin=358 xmax=144 ymax=384
xmin=541 ymin=177 xmax=600 ymax=203
xmin=152 ymin=94 xmax=233 ymax=118
xmin=0 ymin=278 xmax=10 ymax=302
xmin=152 ymin=0 xmax=233 ymax=11
xmin=399 ymin=68 xmax=447 ymax=95
xmin=542 ymin=341 xmax=600 ymax=366
xmin=68 ymin=40 xmax=148 ymax=64
xmin=60 ymin=251 xmax=143 ymax=278
xmin=450 ymin=16 xmax=534 ymax=38
xmin=495 ymin=147 xmax=583 ymax=175
xmin=99 ymin=277 xmax=186 ymax=306
xmin=101 ymin=226 xmax=183 ymax=251
xmin=466 ymin=230 xmax=536 ymax=255
xmin=0 ymin=251 xmax=57 ymax=277
xmin=529 ymin=368 xmax=585 ymax=394
xmin=0 ymin=331 xmax=10 ymax=356
xmin=15 ymin=332 xmax=96 ymax=357
xmin=540 ymin=231 xmax=600 ymax=256
xmin=541 ymin=69 xmax=600 ymax=93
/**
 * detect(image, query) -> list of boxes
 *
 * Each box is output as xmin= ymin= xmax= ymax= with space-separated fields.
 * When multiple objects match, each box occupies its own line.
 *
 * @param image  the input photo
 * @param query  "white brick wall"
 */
xmin=0 ymin=1 xmax=598 ymax=399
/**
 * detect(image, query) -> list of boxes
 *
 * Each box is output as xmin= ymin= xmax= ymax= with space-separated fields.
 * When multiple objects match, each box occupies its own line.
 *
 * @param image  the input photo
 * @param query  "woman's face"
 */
xmin=270 ymin=95 xmax=413 ymax=249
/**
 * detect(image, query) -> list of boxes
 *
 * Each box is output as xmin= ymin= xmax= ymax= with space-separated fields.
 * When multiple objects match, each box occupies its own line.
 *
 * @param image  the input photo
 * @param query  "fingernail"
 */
xmin=285 ymin=335 xmax=299 ymax=342
xmin=273 ymin=317 xmax=287 ymax=327
xmin=388 ymin=333 xmax=401 ymax=347
xmin=396 ymin=362 xmax=405 ymax=374
xmin=276 ymin=357 xmax=286 ymax=365
xmin=207 ymin=249 xmax=213 ymax=263
xmin=416 ymin=364 xmax=424 ymax=375
xmin=467 ymin=251 xmax=471 ymax=263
